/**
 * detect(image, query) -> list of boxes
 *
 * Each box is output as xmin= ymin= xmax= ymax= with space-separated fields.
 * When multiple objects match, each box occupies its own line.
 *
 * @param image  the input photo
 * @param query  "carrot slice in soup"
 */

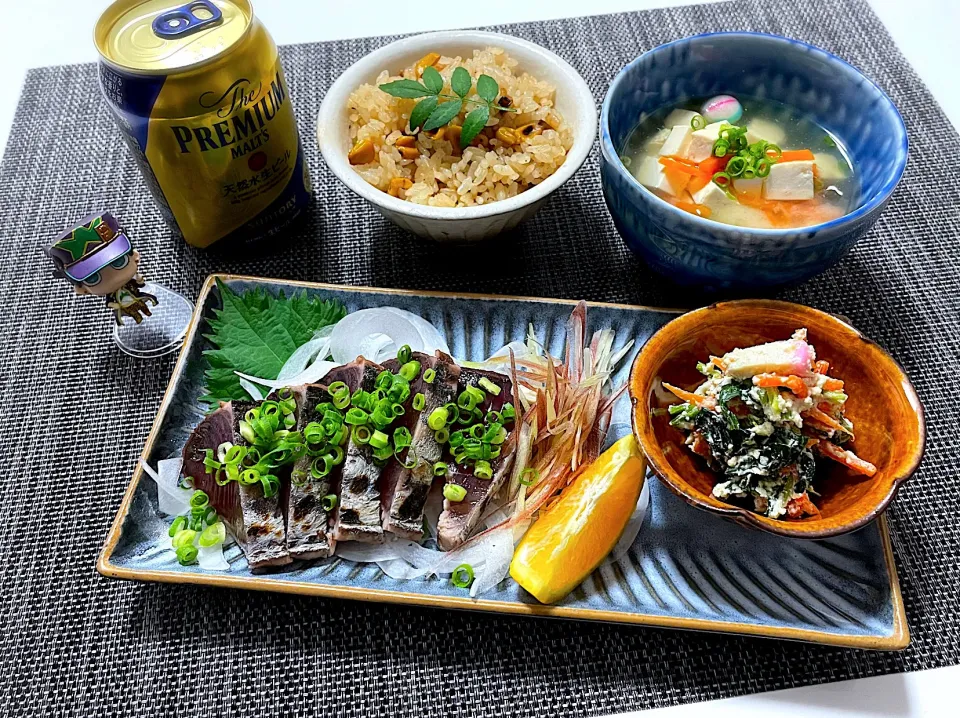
xmin=778 ymin=149 xmax=816 ymax=162
xmin=658 ymin=157 xmax=702 ymax=176
xmin=687 ymin=174 xmax=711 ymax=194
xmin=697 ymin=155 xmax=731 ymax=176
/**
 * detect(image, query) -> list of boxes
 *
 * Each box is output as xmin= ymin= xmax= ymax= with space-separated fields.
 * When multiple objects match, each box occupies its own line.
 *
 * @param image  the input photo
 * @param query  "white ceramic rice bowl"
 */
xmin=316 ymin=30 xmax=598 ymax=241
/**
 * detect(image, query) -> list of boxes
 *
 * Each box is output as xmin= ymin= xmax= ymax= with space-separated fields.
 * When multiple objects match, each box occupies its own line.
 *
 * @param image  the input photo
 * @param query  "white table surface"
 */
xmin=3 ymin=1 xmax=955 ymax=715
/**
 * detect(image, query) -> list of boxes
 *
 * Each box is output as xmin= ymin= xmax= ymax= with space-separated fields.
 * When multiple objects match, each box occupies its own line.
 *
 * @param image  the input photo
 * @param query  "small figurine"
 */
xmin=46 ymin=212 xmax=158 ymax=325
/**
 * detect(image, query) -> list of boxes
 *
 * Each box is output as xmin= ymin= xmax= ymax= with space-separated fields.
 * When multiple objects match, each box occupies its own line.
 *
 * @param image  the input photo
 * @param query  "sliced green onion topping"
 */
xmin=372 ymin=444 xmax=394 ymax=462
xmin=456 ymin=391 xmax=477 ymax=411
xmin=198 ymin=521 xmax=225 ymax=547
xmin=393 ymin=426 xmax=412 ymax=450
xmin=434 ymin=462 xmax=449 ymax=477
xmin=321 ymin=494 xmax=338 ymax=512
xmin=451 ymin=563 xmax=474 ymax=589
xmin=169 ymin=516 xmax=187 ymax=537
xmin=399 ymin=360 xmax=421 ymax=381
xmin=345 ymin=407 xmax=369 ymax=425
xmin=478 ymin=377 xmax=501 ymax=395
xmin=474 ymin=460 xmax=493 ymax=480
xmin=260 ymin=474 xmax=280 ymax=498
xmin=423 ymin=368 xmax=436 ymax=384
xmin=443 ymin=483 xmax=467 ymax=502
xmin=397 ymin=344 xmax=412 ymax=364
xmin=520 ymin=467 xmax=539 ymax=487
xmin=690 ymin=113 xmax=706 ymax=130
xmin=189 ymin=490 xmax=209 ymax=510
xmin=352 ymin=425 xmax=371 ymax=445
xmin=311 ymin=455 xmax=334 ymax=478
xmin=398 ymin=446 xmax=418 ymax=469
xmin=443 ymin=403 xmax=459 ymax=424
xmin=202 ymin=506 xmax=217 ymax=525
xmin=327 ymin=381 xmax=348 ymax=397
xmin=427 ymin=407 xmax=449 ymax=430
xmin=369 ymin=430 xmax=389 ymax=450
xmin=176 ymin=544 xmax=199 ymax=565
xmin=413 ymin=392 xmax=426 ymax=411
xmin=434 ymin=427 xmax=450 ymax=444
xmin=172 ymin=529 xmax=197 ymax=549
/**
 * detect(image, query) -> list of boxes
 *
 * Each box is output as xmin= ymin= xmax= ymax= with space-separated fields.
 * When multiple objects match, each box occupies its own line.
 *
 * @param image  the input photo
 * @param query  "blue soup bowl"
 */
xmin=599 ymin=32 xmax=908 ymax=290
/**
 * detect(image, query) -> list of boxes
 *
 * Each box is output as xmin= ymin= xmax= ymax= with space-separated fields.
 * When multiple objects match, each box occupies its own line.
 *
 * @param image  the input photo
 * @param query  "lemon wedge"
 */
xmin=510 ymin=434 xmax=647 ymax=604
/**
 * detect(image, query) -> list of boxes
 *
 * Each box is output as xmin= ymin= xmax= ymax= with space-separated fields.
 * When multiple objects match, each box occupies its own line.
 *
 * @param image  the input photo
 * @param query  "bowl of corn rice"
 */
xmin=317 ymin=30 xmax=597 ymax=241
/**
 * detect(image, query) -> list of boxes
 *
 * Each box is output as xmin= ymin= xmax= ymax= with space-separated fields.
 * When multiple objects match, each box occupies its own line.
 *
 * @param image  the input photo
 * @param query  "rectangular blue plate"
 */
xmin=99 ymin=275 xmax=907 ymax=649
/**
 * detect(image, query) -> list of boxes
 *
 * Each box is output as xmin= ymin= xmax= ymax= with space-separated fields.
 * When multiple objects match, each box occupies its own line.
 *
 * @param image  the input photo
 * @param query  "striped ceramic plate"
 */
xmin=98 ymin=275 xmax=907 ymax=649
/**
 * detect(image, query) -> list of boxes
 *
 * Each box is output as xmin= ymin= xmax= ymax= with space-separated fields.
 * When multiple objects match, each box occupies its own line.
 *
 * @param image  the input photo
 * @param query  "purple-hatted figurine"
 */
xmin=46 ymin=212 xmax=158 ymax=325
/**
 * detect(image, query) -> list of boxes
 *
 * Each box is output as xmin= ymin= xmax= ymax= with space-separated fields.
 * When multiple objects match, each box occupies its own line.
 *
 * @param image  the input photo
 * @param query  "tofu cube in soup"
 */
xmin=733 ymin=177 xmax=764 ymax=198
xmin=813 ymin=153 xmax=847 ymax=181
xmin=664 ymin=109 xmax=701 ymax=128
xmin=745 ymin=118 xmax=786 ymax=145
xmin=635 ymin=156 xmax=688 ymax=197
xmin=691 ymin=180 xmax=735 ymax=211
xmin=644 ymin=128 xmax=671 ymax=154
xmin=658 ymin=125 xmax=693 ymax=157
xmin=765 ymin=160 xmax=815 ymax=200
xmin=682 ymin=121 xmax=727 ymax=163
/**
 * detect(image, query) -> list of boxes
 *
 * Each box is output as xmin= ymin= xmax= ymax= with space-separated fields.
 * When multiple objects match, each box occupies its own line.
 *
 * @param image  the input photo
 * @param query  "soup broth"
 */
xmin=620 ymin=96 xmax=858 ymax=229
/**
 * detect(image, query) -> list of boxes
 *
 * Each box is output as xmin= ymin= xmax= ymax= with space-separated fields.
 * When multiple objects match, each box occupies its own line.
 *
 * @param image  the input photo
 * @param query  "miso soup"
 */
xmin=620 ymin=95 xmax=857 ymax=229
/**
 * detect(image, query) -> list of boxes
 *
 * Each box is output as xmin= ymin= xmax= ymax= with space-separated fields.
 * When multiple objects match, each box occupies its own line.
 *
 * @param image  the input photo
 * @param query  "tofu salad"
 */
xmin=663 ymin=329 xmax=877 ymax=520
xmin=620 ymin=94 xmax=857 ymax=229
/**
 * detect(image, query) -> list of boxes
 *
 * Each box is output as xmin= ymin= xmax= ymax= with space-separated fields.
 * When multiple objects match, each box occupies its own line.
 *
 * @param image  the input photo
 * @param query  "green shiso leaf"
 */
xmin=200 ymin=279 xmax=347 ymax=404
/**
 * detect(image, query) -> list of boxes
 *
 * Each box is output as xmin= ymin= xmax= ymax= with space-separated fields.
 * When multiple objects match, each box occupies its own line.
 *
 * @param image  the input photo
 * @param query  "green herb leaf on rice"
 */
xmin=422 ymin=100 xmax=464 ymax=132
xmin=410 ymin=96 xmax=439 ymax=131
xmin=200 ymin=279 xmax=347 ymax=404
xmin=451 ymin=67 xmax=472 ymax=98
xmin=421 ymin=66 xmax=444 ymax=94
xmin=476 ymin=74 xmax=498 ymax=103
xmin=379 ymin=79 xmax=434 ymax=99
xmin=460 ymin=105 xmax=490 ymax=147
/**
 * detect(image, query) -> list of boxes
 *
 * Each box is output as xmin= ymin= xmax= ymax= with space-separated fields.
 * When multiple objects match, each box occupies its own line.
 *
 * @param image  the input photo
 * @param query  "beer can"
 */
xmin=95 ymin=0 xmax=311 ymax=249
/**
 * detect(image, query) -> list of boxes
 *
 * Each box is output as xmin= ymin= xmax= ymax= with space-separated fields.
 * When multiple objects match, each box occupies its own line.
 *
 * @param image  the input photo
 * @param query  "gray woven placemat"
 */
xmin=1 ymin=0 xmax=957 ymax=715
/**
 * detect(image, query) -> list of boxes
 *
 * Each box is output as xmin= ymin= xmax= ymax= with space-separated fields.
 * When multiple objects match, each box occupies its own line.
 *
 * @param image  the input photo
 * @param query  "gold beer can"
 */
xmin=95 ymin=0 xmax=310 ymax=248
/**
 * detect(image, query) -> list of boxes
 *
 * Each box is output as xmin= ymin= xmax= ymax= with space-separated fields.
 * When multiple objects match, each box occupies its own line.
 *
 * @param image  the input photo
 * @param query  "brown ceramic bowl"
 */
xmin=630 ymin=299 xmax=925 ymax=539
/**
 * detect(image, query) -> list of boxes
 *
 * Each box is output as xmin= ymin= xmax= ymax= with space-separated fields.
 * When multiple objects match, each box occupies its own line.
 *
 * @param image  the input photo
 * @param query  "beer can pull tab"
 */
xmin=152 ymin=1 xmax=223 ymax=39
